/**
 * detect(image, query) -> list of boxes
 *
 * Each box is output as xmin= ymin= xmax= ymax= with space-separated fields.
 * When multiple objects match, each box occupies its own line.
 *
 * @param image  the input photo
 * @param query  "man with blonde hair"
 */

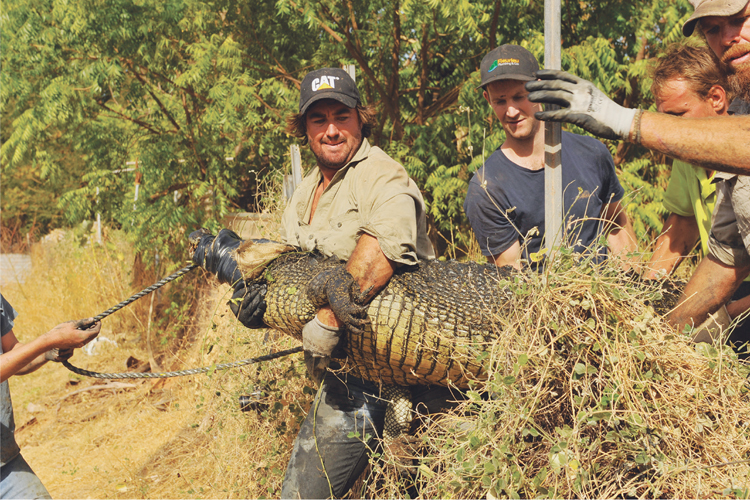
xmin=464 ymin=44 xmax=636 ymax=271
xmin=645 ymin=44 xmax=750 ymax=352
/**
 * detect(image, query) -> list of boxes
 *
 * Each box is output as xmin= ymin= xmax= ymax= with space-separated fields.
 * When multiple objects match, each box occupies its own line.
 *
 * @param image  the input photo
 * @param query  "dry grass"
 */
xmin=356 ymin=252 xmax=750 ymax=499
xmin=4 ymin=229 xmax=314 ymax=499
xmin=4 ymin=230 xmax=749 ymax=499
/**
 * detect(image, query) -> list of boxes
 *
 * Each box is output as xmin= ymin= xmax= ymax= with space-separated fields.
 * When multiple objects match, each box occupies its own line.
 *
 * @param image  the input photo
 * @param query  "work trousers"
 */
xmin=0 ymin=453 xmax=51 ymax=500
xmin=280 ymin=370 xmax=462 ymax=499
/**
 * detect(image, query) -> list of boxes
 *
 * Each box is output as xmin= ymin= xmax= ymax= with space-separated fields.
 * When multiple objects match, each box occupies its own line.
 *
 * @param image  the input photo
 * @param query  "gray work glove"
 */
xmin=525 ymin=70 xmax=638 ymax=141
xmin=302 ymin=316 xmax=342 ymax=385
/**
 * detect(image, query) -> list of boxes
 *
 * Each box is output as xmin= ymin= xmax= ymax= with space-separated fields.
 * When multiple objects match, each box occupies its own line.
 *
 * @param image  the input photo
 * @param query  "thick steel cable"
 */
xmin=62 ymin=262 xmax=303 ymax=379
xmin=86 ymin=263 xmax=198 ymax=325
xmin=62 ymin=346 xmax=303 ymax=379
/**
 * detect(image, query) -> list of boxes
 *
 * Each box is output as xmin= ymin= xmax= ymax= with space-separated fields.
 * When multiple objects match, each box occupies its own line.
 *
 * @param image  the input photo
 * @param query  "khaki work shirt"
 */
xmin=280 ymin=139 xmax=435 ymax=265
xmin=707 ymin=98 xmax=750 ymax=268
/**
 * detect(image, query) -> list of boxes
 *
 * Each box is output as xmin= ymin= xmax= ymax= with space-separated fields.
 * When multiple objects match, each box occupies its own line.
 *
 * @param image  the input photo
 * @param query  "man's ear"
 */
xmin=707 ymin=84 xmax=728 ymax=114
xmin=483 ymin=89 xmax=490 ymax=104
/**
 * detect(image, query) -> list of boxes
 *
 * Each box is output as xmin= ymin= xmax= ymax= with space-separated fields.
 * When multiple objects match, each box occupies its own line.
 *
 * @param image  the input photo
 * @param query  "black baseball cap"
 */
xmin=478 ymin=44 xmax=540 ymax=89
xmin=299 ymin=68 xmax=362 ymax=115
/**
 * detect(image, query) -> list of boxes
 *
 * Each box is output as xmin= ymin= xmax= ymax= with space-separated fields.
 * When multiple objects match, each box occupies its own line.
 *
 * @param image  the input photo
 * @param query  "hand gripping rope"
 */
xmin=62 ymin=263 xmax=302 ymax=379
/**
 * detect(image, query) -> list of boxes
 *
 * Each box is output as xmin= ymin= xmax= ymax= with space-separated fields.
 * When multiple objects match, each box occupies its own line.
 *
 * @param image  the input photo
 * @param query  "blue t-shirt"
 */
xmin=464 ymin=132 xmax=624 ymax=267
xmin=1 ymin=294 xmax=21 ymax=465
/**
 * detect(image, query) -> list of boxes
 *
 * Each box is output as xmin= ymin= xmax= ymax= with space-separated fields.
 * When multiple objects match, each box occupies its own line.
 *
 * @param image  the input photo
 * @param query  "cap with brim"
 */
xmin=299 ymin=68 xmax=361 ymax=115
xmin=683 ymin=0 xmax=749 ymax=36
xmin=478 ymin=44 xmax=540 ymax=89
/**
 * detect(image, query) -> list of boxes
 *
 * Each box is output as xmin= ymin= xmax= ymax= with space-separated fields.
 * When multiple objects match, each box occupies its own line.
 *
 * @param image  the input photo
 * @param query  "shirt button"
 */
xmin=337 ymin=222 xmax=342 ymax=228
xmin=308 ymin=234 xmax=313 ymax=240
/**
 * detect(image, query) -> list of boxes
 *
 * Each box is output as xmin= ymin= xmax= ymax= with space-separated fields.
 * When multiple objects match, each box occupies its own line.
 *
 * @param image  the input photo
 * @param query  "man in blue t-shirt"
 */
xmin=464 ymin=44 xmax=636 ymax=270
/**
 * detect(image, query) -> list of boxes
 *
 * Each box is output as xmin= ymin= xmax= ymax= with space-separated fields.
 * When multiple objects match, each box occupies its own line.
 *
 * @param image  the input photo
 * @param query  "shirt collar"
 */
xmin=327 ymin=138 xmax=371 ymax=183
xmin=728 ymin=98 xmax=750 ymax=116
xmin=713 ymin=170 xmax=737 ymax=182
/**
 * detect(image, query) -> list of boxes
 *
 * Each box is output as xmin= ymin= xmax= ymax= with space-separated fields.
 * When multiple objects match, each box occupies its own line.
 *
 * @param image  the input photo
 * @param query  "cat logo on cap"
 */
xmin=312 ymin=75 xmax=341 ymax=91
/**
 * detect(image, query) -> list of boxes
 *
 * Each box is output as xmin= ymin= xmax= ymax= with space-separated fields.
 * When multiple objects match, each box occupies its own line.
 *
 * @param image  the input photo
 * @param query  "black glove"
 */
xmin=189 ymin=228 xmax=244 ymax=285
xmin=228 ymin=281 xmax=268 ymax=329
xmin=307 ymin=265 xmax=370 ymax=335
xmin=525 ymin=70 xmax=638 ymax=141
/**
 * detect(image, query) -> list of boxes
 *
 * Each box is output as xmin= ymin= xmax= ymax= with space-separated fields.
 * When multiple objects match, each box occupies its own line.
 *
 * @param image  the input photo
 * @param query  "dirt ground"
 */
xmin=7 ymin=283 xmax=313 ymax=499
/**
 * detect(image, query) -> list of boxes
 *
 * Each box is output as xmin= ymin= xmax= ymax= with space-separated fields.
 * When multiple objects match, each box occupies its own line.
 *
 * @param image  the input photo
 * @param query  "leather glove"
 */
xmin=228 ymin=281 xmax=268 ymax=328
xmin=307 ymin=265 xmax=370 ymax=334
xmin=188 ymin=228 xmax=244 ymax=285
xmin=45 ymin=348 xmax=74 ymax=362
xmin=525 ymin=70 xmax=638 ymax=141
xmin=302 ymin=316 xmax=342 ymax=385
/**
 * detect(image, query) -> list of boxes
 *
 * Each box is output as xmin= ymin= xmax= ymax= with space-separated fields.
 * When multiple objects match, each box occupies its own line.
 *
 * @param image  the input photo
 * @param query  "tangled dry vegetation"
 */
xmin=4 ymin=232 xmax=749 ymax=499
xmin=355 ymin=252 xmax=750 ymax=499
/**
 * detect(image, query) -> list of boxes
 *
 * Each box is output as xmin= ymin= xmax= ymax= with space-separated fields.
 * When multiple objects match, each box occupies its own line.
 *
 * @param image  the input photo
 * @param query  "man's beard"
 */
xmin=721 ymin=43 xmax=750 ymax=102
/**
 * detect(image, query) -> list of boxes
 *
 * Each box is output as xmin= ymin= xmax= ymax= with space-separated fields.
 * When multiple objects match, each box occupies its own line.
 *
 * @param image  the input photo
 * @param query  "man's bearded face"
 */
xmin=700 ymin=2 xmax=750 ymax=100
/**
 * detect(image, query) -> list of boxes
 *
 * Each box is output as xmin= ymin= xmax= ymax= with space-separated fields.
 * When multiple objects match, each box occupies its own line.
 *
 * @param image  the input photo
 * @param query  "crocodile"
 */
xmin=191 ymin=230 xmax=516 ymax=389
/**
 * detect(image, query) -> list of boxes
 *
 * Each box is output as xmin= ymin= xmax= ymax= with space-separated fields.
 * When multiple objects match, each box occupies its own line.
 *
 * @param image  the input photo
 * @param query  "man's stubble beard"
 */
xmin=727 ymin=66 xmax=750 ymax=101
xmin=722 ymin=43 xmax=750 ymax=101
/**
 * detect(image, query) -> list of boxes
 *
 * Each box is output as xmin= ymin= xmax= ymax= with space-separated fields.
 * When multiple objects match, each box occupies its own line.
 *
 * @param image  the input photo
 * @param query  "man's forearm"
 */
xmin=644 ymin=214 xmax=700 ymax=279
xmin=0 ymin=336 xmax=53 ymax=383
xmin=14 ymin=352 xmax=50 ymax=376
xmin=316 ymin=233 xmax=396 ymax=328
xmin=669 ymin=255 xmax=750 ymax=331
xmin=727 ymin=293 xmax=750 ymax=320
xmin=639 ymin=113 xmax=750 ymax=174
xmin=601 ymin=201 xmax=637 ymax=269
xmin=346 ymin=233 xmax=396 ymax=300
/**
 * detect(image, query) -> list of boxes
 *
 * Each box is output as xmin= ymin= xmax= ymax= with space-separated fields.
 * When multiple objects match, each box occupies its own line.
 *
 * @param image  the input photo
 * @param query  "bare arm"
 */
xmin=489 ymin=240 xmax=522 ymax=270
xmin=317 ymin=233 xmax=396 ymax=327
xmin=644 ymin=214 xmax=701 ymax=280
xmin=639 ymin=112 xmax=750 ymax=174
xmin=601 ymin=200 xmax=637 ymax=266
xmin=669 ymin=255 xmax=750 ymax=332
xmin=0 ymin=320 xmax=101 ymax=383
xmin=524 ymin=72 xmax=750 ymax=174
xmin=727 ymin=293 xmax=750 ymax=320
xmin=1 ymin=331 xmax=51 ymax=381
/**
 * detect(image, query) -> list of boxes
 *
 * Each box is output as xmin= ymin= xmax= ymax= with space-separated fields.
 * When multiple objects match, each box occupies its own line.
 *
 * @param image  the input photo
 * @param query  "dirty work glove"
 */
xmin=525 ymin=70 xmax=638 ymax=141
xmin=307 ymin=265 xmax=370 ymax=335
xmin=45 ymin=348 xmax=74 ymax=362
xmin=302 ymin=316 xmax=342 ymax=385
xmin=188 ymin=228 xmax=244 ymax=285
xmin=228 ymin=281 xmax=268 ymax=329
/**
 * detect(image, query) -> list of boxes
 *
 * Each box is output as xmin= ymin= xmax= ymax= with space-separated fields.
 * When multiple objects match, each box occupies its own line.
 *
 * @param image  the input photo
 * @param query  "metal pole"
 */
xmin=342 ymin=64 xmax=356 ymax=82
xmin=290 ymin=144 xmax=302 ymax=187
xmin=544 ymin=0 xmax=563 ymax=253
xmin=95 ymin=186 xmax=102 ymax=244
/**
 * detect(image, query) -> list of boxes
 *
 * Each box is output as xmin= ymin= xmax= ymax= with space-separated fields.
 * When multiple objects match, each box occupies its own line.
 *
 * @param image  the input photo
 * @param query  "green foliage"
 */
xmin=2 ymin=0 xmax=693 ymax=259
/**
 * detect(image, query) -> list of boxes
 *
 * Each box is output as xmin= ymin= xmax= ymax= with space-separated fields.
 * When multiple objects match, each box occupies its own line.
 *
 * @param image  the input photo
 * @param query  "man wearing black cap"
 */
xmin=523 ymin=0 xmax=750 ymax=336
xmin=237 ymin=67 xmax=455 ymax=499
xmin=463 ymin=44 xmax=636 ymax=270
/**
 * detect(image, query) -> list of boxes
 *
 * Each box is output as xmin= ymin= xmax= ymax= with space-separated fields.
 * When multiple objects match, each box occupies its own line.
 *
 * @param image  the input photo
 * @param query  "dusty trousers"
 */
xmin=280 ymin=368 xmax=464 ymax=499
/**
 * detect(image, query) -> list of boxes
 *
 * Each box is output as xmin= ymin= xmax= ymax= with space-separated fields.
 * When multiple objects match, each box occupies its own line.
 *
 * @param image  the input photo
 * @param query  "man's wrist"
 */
xmin=628 ymin=109 xmax=645 ymax=144
xmin=316 ymin=308 xmax=342 ymax=328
